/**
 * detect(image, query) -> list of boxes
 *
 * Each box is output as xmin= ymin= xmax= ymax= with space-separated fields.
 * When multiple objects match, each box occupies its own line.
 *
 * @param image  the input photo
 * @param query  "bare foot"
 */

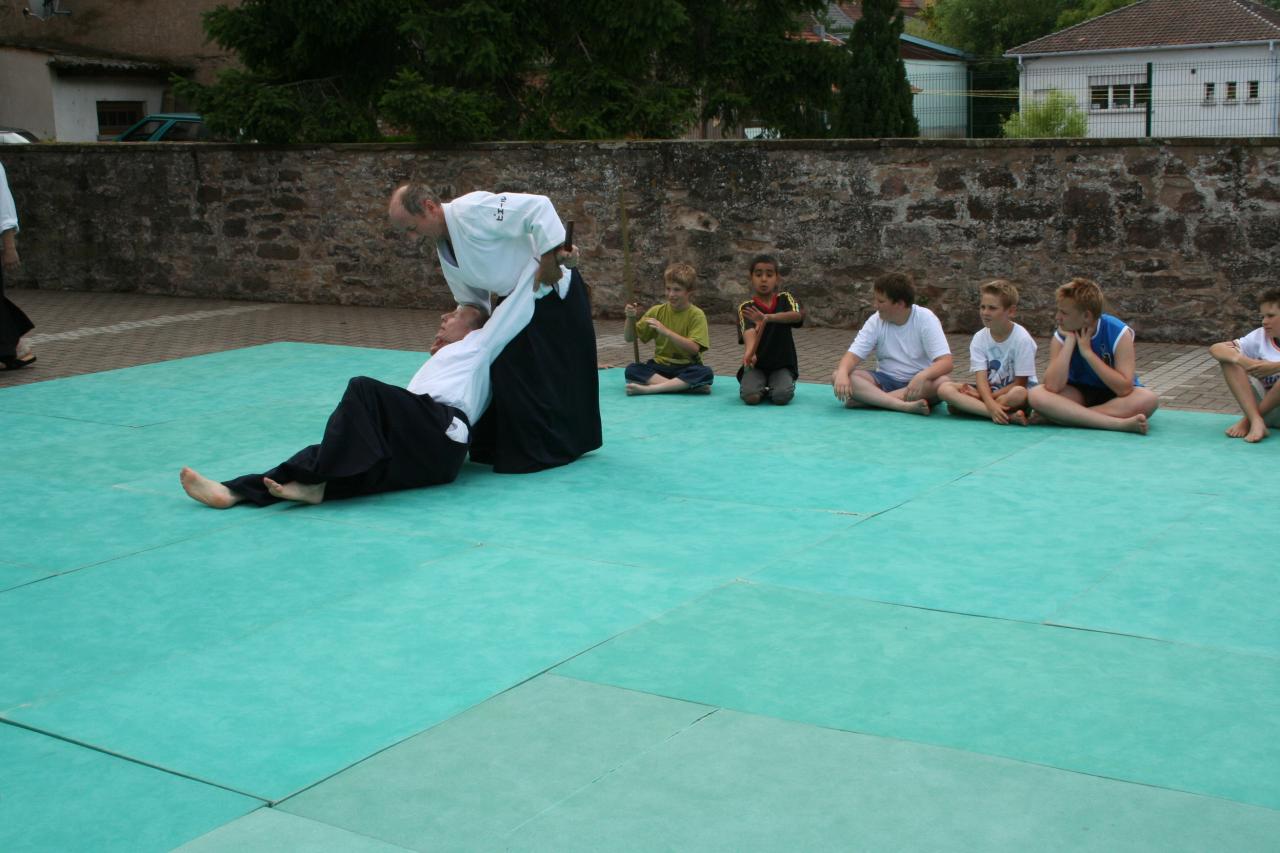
xmin=904 ymin=399 xmax=930 ymax=416
xmin=1225 ymin=417 xmax=1250 ymax=438
xmin=1244 ymin=420 xmax=1269 ymax=443
xmin=1027 ymin=412 xmax=1049 ymax=426
xmin=180 ymin=467 xmax=241 ymax=508
xmin=1118 ymin=413 xmax=1149 ymax=435
xmin=625 ymin=383 xmax=650 ymax=396
xmin=264 ymin=477 xmax=326 ymax=505
xmin=1009 ymin=410 xmax=1029 ymax=426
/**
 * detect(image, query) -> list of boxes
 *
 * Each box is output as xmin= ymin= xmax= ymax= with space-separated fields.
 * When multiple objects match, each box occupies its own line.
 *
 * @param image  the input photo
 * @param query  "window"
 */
xmin=1088 ymin=73 xmax=1147 ymax=110
xmin=1225 ymin=81 xmax=1238 ymax=103
xmin=1248 ymin=80 xmax=1260 ymax=101
xmin=1204 ymin=82 xmax=1216 ymax=103
xmin=163 ymin=120 xmax=203 ymax=141
xmin=119 ymin=119 xmax=163 ymax=141
xmin=96 ymin=100 xmax=144 ymax=139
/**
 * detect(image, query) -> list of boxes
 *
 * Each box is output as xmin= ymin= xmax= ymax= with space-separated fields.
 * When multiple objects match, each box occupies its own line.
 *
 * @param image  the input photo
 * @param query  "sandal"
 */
xmin=0 ymin=354 xmax=36 ymax=370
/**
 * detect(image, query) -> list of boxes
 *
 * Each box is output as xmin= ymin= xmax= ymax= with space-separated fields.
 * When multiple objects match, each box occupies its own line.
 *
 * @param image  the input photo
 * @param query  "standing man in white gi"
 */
xmin=387 ymin=184 xmax=602 ymax=473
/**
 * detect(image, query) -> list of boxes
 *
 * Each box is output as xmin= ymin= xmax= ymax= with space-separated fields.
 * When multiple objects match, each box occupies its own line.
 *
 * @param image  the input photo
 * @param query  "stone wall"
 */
xmin=3 ymin=137 xmax=1278 ymax=342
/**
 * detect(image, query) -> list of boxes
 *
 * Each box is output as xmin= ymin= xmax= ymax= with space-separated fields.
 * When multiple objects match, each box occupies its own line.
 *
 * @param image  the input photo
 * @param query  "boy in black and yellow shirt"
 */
xmin=737 ymin=254 xmax=802 ymax=405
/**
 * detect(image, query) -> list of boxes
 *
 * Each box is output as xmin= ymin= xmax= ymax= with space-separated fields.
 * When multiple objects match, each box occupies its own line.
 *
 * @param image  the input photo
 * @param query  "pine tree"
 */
xmin=832 ymin=0 xmax=919 ymax=137
xmin=178 ymin=0 xmax=841 ymax=143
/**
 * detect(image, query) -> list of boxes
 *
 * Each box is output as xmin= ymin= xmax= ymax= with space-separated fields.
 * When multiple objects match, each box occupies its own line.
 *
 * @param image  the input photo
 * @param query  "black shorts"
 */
xmin=1069 ymin=382 xmax=1117 ymax=408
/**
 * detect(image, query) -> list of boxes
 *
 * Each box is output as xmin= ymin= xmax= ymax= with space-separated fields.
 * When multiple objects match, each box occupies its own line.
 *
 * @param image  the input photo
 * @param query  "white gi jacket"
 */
xmin=406 ymin=264 xmax=547 ymax=443
xmin=0 ymin=163 xmax=17 ymax=234
xmin=438 ymin=191 xmax=570 ymax=310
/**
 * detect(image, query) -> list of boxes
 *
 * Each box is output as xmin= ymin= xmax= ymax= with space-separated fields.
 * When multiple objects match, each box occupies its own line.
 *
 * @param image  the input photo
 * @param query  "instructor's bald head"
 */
xmin=388 ymin=183 xmax=447 ymax=240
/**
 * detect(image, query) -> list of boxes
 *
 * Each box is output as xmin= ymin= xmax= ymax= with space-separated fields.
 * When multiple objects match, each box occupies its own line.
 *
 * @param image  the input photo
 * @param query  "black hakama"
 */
xmin=223 ymin=376 xmax=468 ymax=506
xmin=0 ymin=261 xmax=34 ymax=361
xmin=468 ymin=269 xmax=603 ymax=474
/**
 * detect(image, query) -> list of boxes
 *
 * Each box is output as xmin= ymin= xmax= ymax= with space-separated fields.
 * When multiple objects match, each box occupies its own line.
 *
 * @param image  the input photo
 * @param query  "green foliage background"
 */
xmin=1001 ymin=89 xmax=1088 ymax=138
xmin=177 ymin=0 xmax=1266 ymax=143
xmin=177 ymin=0 xmax=852 ymax=143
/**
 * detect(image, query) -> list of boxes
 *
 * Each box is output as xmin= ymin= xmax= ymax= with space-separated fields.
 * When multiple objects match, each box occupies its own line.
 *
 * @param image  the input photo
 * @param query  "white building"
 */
xmin=1005 ymin=0 xmax=1280 ymax=138
xmin=0 ymin=46 xmax=181 ymax=141
xmin=902 ymin=35 xmax=972 ymax=138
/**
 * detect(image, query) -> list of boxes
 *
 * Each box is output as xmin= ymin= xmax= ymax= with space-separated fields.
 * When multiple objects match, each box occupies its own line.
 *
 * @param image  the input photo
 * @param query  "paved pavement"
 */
xmin=1 ymin=288 xmax=1237 ymax=414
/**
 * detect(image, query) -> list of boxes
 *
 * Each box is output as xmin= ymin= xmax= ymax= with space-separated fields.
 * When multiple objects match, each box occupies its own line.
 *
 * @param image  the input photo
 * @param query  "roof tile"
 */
xmin=1006 ymin=0 xmax=1280 ymax=56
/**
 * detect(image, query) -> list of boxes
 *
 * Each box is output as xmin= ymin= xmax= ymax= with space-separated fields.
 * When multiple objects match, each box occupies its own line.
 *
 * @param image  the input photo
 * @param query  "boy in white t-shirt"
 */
xmin=832 ymin=272 xmax=953 ymax=416
xmin=1208 ymin=288 xmax=1280 ymax=443
xmin=938 ymin=280 xmax=1038 ymax=425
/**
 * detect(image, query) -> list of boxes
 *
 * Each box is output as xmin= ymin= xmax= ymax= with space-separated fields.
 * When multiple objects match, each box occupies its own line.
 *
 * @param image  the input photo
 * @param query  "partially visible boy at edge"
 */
xmin=832 ymin=272 xmax=953 ymax=415
xmin=737 ymin=254 xmax=803 ymax=405
xmin=1027 ymin=277 xmax=1158 ymax=434
xmin=1208 ymin=288 xmax=1280 ymax=443
xmin=623 ymin=262 xmax=714 ymax=395
xmin=937 ymin=279 xmax=1037 ymax=425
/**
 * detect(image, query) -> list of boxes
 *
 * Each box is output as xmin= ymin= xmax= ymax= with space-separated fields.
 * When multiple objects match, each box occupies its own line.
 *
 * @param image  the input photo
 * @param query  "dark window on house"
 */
xmin=1134 ymin=82 xmax=1150 ymax=107
xmin=1226 ymin=81 xmax=1238 ymax=102
xmin=1090 ymin=86 xmax=1110 ymax=109
xmin=1248 ymin=80 xmax=1260 ymax=100
xmin=1204 ymin=82 xmax=1216 ymax=103
xmin=1113 ymin=86 xmax=1131 ymax=108
xmin=97 ymin=101 xmax=144 ymax=139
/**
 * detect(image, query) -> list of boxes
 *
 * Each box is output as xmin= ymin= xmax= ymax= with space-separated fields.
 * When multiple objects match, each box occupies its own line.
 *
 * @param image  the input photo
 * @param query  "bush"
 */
xmin=1002 ymin=89 xmax=1087 ymax=138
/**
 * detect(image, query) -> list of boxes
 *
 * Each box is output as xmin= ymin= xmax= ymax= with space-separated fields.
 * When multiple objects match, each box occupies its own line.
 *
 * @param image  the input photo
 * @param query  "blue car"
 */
xmin=115 ymin=114 xmax=206 ymax=142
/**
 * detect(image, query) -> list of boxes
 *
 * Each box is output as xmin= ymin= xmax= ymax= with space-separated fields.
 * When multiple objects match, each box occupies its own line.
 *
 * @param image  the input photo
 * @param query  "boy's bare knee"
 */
xmin=1028 ymin=385 xmax=1052 ymax=406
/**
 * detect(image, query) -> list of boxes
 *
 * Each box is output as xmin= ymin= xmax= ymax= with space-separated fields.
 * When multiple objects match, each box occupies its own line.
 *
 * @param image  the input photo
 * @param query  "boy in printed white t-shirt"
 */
xmin=832 ymin=272 xmax=953 ymax=416
xmin=1208 ymin=288 xmax=1280 ymax=443
xmin=938 ymin=280 xmax=1037 ymax=425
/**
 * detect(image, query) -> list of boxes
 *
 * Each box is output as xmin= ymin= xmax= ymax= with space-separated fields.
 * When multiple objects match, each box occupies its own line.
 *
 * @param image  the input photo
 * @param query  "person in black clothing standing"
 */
xmin=0 ymin=161 xmax=35 ymax=371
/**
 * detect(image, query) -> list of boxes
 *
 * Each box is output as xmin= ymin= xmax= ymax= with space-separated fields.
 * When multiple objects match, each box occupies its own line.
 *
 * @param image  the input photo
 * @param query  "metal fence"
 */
xmin=907 ymin=57 xmax=1280 ymax=139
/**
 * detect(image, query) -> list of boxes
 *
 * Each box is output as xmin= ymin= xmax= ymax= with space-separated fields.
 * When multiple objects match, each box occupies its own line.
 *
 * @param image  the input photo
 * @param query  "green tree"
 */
xmin=922 ymin=0 xmax=1076 ymax=58
xmin=179 ymin=0 xmax=843 ymax=143
xmin=683 ymin=1 xmax=845 ymax=138
xmin=1055 ymin=0 xmax=1138 ymax=29
xmin=1001 ymin=89 xmax=1087 ymax=137
xmin=176 ymin=0 xmax=418 ymax=143
xmin=831 ymin=0 xmax=919 ymax=137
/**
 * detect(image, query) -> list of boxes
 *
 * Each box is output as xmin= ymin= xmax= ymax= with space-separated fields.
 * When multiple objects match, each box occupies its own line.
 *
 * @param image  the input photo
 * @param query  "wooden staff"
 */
xmin=619 ymin=189 xmax=640 ymax=363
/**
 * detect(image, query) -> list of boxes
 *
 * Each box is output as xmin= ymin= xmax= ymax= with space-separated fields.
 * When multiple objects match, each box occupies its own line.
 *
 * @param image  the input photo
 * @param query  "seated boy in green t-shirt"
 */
xmin=624 ymin=262 xmax=714 ymax=395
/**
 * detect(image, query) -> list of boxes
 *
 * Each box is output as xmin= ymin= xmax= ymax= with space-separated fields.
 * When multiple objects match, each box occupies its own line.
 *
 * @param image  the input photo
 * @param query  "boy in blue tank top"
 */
xmin=1028 ymin=277 xmax=1158 ymax=434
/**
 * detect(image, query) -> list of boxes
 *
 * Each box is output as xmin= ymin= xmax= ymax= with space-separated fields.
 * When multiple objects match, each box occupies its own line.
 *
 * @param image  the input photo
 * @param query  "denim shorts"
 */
xmin=869 ymin=370 xmax=909 ymax=393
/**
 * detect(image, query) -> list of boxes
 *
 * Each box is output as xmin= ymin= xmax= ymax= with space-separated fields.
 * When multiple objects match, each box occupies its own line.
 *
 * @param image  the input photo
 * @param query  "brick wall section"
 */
xmin=0 ymin=0 xmax=237 ymax=84
xmin=2 ymin=138 xmax=1278 ymax=342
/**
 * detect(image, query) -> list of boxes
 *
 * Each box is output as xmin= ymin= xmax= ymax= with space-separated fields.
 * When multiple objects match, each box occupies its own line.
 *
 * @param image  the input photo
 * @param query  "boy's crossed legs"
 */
xmin=1027 ymin=383 xmax=1158 ymax=434
xmin=1219 ymin=363 xmax=1280 ymax=443
xmin=843 ymin=369 xmax=944 ymax=415
xmin=937 ymin=382 xmax=1030 ymax=425
xmin=625 ymin=360 xmax=714 ymax=395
